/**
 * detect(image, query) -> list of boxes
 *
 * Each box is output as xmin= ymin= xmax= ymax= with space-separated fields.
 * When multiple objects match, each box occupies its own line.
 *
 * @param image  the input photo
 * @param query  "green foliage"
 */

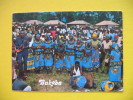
xmin=13 ymin=11 xmax=122 ymax=26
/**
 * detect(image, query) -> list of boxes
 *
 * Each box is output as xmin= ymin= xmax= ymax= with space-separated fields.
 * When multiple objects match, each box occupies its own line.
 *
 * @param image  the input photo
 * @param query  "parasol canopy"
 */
xmin=67 ymin=20 xmax=90 ymax=25
xmin=95 ymin=20 xmax=119 ymax=26
xmin=44 ymin=20 xmax=65 ymax=25
xmin=25 ymin=20 xmax=43 ymax=24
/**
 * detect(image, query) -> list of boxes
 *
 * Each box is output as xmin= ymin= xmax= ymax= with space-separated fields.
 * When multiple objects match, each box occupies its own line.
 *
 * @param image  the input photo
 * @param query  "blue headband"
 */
xmin=36 ymin=34 xmax=41 ymax=37
xmin=87 ymin=40 xmax=91 ymax=43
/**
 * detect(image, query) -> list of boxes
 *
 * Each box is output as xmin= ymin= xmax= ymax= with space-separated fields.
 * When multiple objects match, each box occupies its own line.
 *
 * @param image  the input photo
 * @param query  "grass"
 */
xmin=25 ymin=66 xmax=109 ymax=92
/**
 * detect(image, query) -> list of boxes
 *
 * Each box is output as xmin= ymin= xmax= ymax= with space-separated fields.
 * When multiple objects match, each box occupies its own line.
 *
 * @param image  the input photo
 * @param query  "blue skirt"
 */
xmin=33 ymin=53 xmax=44 ymax=68
xmin=108 ymin=66 xmax=121 ymax=82
xmin=54 ymin=58 xmax=64 ymax=68
xmin=82 ymin=57 xmax=94 ymax=69
xmin=64 ymin=55 xmax=75 ymax=68
xmin=27 ymin=49 xmax=35 ymax=70
xmin=44 ymin=54 xmax=53 ymax=67
xmin=92 ymin=48 xmax=100 ymax=68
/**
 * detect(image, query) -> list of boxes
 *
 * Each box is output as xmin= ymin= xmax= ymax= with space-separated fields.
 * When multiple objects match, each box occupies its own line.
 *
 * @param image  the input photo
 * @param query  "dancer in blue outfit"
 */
xmin=64 ymin=36 xmax=76 ymax=72
xmin=43 ymin=36 xmax=54 ymax=73
xmin=75 ymin=38 xmax=85 ymax=67
xmin=109 ymin=40 xmax=122 ymax=82
xmin=27 ymin=34 xmax=35 ymax=71
xmin=91 ymin=33 xmax=101 ymax=72
xmin=32 ymin=34 xmax=45 ymax=73
xmin=54 ymin=39 xmax=65 ymax=73
xmin=83 ymin=40 xmax=93 ymax=72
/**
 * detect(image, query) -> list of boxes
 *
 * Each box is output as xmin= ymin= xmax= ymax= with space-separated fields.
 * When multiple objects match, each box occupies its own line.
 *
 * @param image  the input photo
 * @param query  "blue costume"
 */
xmin=64 ymin=40 xmax=76 ymax=71
xmin=109 ymin=43 xmax=122 ymax=82
xmin=54 ymin=41 xmax=65 ymax=71
xmin=15 ymin=36 xmax=29 ymax=71
xmin=27 ymin=49 xmax=35 ymax=70
xmin=27 ymin=34 xmax=35 ymax=70
xmin=91 ymin=40 xmax=100 ymax=68
xmin=75 ymin=42 xmax=85 ymax=67
xmin=100 ymin=43 xmax=122 ymax=91
xmin=83 ymin=40 xmax=93 ymax=71
xmin=43 ymin=39 xmax=54 ymax=70
xmin=32 ymin=40 xmax=44 ymax=68
xmin=110 ymin=33 xmax=116 ymax=41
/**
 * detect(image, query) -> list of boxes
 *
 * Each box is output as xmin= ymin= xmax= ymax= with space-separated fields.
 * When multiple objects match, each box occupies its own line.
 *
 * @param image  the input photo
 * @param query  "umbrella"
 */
xmin=67 ymin=20 xmax=90 ymax=25
xmin=44 ymin=20 xmax=65 ymax=25
xmin=25 ymin=20 xmax=43 ymax=24
xmin=96 ymin=20 xmax=119 ymax=26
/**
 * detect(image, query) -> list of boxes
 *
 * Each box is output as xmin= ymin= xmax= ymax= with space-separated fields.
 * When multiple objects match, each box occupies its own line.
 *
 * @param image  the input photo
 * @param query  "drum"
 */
xmin=76 ymin=76 xmax=87 ymax=88
xmin=70 ymin=76 xmax=87 ymax=89
xmin=84 ymin=74 xmax=94 ymax=88
xmin=101 ymin=80 xmax=114 ymax=91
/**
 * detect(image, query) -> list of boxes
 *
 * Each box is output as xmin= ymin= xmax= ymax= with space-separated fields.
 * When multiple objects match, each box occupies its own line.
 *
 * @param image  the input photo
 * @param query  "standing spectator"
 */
xmin=32 ymin=34 xmax=45 ymax=73
xmin=101 ymin=34 xmax=112 ymax=73
xmin=15 ymin=31 xmax=29 ymax=72
xmin=50 ymin=27 xmax=57 ymax=38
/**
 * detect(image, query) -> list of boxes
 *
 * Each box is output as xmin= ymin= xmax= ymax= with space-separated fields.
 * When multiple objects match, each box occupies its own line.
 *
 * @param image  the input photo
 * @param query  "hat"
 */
xmin=87 ymin=40 xmax=91 ymax=43
xmin=92 ymin=33 xmax=97 ymax=38
xmin=36 ymin=34 xmax=41 ymax=37
xmin=27 ymin=33 xmax=32 ymax=37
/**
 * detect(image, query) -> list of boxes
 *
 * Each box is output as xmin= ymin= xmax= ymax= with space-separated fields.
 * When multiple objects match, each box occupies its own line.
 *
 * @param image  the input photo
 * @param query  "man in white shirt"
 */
xmin=101 ymin=34 xmax=112 ymax=73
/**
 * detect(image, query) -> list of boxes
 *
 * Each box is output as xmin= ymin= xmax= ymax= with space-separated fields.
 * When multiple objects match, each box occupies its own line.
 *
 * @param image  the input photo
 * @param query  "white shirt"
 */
xmin=102 ymin=40 xmax=112 ymax=49
xmin=29 ymin=35 xmax=34 ymax=47
xmin=99 ymin=32 xmax=103 ymax=39
xmin=117 ymin=37 xmax=122 ymax=47
xmin=73 ymin=67 xmax=81 ymax=77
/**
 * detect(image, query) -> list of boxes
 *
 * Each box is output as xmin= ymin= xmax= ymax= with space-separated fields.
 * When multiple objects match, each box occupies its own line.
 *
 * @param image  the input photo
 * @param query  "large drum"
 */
xmin=76 ymin=76 xmax=87 ymax=88
xmin=101 ymin=80 xmax=114 ymax=92
xmin=71 ymin=76 xmax=87 ymax=89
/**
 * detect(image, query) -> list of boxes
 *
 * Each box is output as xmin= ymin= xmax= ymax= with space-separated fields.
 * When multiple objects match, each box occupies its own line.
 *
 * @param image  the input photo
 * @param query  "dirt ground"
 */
xmin=25 ymin=66 xmax=110 ymax=92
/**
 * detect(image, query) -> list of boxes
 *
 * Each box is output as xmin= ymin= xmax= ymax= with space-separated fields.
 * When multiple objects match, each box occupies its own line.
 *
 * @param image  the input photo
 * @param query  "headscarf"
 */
xmin=36 ymin=34 xmax=41 ymax=37
xmin=92 ymin=33 xmax=97 ymax=38
xmin=27 ymin=33 xmax=32 ymax=38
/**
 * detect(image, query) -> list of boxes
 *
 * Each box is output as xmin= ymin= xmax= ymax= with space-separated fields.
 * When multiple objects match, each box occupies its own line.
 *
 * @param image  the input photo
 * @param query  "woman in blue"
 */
xmin=32 ymin=34 xmax=44 ymax=73
xmin=54 ymin=39 xmax=65 ymax=73
xmin=43 ymin=36 xmax=54 ymax=73
xmin=75 ymin=38 xmax=85 ymax=67
xmin=64 ymin=36 xmax=76 ymax=72
xmin=109 ymin=42 xmax=122 ymax=82
xmin=91 ymin=33 xmax=101 ymax=72
xmin=27 ymin=34 xmax=35 ymax=71
xmin=83 ymin=40 xmax=93 ymax=72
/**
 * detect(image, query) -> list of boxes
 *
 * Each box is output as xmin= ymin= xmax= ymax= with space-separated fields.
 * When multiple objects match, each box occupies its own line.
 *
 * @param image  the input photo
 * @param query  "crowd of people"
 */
xmin=12 ymin=23 xmax=123 ymax=91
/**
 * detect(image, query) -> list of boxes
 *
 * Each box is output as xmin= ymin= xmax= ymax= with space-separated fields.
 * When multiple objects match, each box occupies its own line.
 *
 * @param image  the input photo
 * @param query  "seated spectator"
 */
xmin=12 ymin=71 xmax=32 ymax=91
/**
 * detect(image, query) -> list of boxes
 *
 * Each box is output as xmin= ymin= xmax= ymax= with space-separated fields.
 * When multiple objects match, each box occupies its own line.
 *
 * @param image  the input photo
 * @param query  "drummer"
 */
xmin=70 ymin=61 xmax=83 ymax=89
xmin=70 ymin=61 xmax=82 ymax=77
